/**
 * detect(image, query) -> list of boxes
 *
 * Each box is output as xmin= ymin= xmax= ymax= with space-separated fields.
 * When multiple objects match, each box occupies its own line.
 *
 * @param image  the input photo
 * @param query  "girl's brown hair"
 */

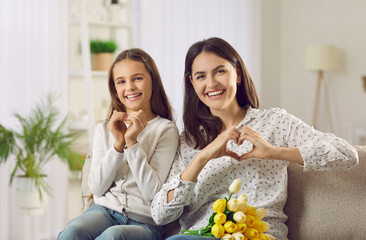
xmin=107 ymin=48 xmax=173 ymax=121
xmin=183 ymin=37 xmax=259 ymax=149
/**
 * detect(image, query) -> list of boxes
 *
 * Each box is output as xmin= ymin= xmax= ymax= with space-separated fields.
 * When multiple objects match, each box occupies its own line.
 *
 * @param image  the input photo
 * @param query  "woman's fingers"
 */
xmin=224 ymin=149 xmax=240 ymax=160
xmin=238 ymin=125 xmax=261 ymax=145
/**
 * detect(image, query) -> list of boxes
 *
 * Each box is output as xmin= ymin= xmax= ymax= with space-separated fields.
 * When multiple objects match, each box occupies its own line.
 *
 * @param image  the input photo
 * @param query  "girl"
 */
xmin=58 ymin=49 xmax=179 ymax=240
xmin=151 ymin=37 xmax=358 ymax=240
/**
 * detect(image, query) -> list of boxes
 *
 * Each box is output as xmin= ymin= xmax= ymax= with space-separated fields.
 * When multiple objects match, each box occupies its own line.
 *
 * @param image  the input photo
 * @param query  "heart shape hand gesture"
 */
xmin=202 ymin=125 xmax=276 ymax=161
xmin=108 ymin=110 xmax=147 ymax=152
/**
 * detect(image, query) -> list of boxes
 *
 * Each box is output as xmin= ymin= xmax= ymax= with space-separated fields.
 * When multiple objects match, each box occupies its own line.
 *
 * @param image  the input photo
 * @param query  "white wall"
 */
xmin=261 ymin=0 xmax=366 ymax=141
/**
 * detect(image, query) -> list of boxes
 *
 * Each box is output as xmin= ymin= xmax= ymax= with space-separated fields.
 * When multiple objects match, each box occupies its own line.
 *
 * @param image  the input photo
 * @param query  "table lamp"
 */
xmin=303 ymin=45 xmax=340 ymax=132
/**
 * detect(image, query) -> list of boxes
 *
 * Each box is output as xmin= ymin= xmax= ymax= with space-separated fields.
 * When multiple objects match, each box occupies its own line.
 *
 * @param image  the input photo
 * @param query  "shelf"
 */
xmin=69 ymin=69 xmax=108 ymax=78
xmin=68 ymin=0 xmax=134 ymax=153
xmin=69 ymin=18 xmax=131 ymax=29
xmin=88 ymin=20 xmax=131 ymax=28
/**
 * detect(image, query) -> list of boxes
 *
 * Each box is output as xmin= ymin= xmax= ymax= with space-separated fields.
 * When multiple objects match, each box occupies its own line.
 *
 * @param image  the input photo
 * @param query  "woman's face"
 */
xmin=190 ymin=51 xmax=240 ymax=114
xmin=113 ymin=59 xmax=153 ymax=115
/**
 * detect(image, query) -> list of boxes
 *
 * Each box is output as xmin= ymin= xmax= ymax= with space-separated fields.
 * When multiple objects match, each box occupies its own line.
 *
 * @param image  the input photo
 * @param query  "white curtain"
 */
xmin=133 ymin=0 xmax=261 ymax=130
xmin=0 ymin=0 xmax=68 ymax=239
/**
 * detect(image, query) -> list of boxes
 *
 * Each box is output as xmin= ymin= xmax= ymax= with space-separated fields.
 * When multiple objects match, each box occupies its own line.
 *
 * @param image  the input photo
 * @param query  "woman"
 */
xmin=151 ymin=37 xmax=358 ymax=240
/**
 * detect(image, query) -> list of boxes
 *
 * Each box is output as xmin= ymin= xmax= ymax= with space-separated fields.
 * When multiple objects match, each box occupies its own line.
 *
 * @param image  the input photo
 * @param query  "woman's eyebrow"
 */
xmin=212 ymin=65 xmax=225 ymax=71
xmin=193 ymin=71 xmax=205 ymax=76
xmin=193 ymin=65 xmax=225 ymax=76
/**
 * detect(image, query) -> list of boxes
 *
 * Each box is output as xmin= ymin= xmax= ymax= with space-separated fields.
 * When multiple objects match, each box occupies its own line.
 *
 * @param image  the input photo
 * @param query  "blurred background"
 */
xmin=1 ymin=0 xmax=365 ymax=239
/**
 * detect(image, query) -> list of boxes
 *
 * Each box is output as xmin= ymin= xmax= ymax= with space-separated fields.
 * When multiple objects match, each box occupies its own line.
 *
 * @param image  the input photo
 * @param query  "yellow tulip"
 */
xmin=254 ymin=221 xmax=270 ymax=232
xmin=264 ymin=233 xmax=276 ymax=240
xmin=236 ymin=222 xmax=247 ymax=233
xmin=224 ymin=221 xmax=238 ymax=233
xmin=238 ymin=194 xmax=248 ymax=204
xmin=211 ymin=224 xmax=225 ymax=238
xmin=244 ymin=206 xmax=256 ymax=216
xmin=227 ymin=199 xmax=239 ymax=212
xmin=244 ymin=228 xmax=259 ymax=239
xmin=245 ymin=215 xmax=255 ymax=228
xmin=258 ymin=232 xmax=270 ymax=240
xmin=213 ymin=199 xmax=227 ymax=213
xmin=233 ymin=211 xmax=246 ymax=223
xmin=222 ymin=233 xmax=234 ymax=240
xmin=229 ymin=179 xmax=242 ymax=193
xmin=214 ymin=212 xmax=227 ymax=225
xmin=254 ymin=208 xmax=266 ymax=221
xmin=232 ymin=231 xmax=245 ymax=240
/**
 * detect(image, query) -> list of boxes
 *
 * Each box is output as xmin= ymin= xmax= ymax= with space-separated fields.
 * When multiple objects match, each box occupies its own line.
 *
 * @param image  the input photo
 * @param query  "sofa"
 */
xmin=80 ymin=146 xmax=366 ymax=239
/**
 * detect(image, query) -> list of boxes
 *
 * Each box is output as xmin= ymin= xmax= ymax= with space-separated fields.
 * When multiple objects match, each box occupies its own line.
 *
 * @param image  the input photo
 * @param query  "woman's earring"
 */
xmin=237 ymin=82 xmax=241 ymax=86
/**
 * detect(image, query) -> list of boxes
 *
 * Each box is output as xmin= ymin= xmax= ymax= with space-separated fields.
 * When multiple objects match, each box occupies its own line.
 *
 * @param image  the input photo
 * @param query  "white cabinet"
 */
xmin=67 ymin=0 xmax=134 ymax=153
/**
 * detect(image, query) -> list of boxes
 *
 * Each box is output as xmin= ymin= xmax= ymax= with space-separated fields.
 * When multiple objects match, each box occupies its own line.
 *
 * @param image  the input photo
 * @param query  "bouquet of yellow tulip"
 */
xmin=182 ymin=179 xmax=276 ymax=240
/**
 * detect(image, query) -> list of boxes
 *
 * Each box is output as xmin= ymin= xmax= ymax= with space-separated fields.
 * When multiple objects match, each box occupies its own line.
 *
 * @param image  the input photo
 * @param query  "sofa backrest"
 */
xmin=284 ymin=145 xmax=366 ymax=240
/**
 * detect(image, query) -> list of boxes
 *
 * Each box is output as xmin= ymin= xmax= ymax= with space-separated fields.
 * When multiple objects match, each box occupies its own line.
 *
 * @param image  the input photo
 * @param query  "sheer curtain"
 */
xmin=0 ymin=0 xmax=68 ymax=239
xmin=133 ymin=0 xmax=261 ymax=130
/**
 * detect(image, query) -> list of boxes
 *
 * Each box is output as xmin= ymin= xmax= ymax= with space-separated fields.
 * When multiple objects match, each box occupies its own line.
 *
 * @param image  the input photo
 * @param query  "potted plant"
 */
xmin=90 ymin=39 xmax=118 ymax=71
xmin=0 ymin=94 xmax=83 ymax=215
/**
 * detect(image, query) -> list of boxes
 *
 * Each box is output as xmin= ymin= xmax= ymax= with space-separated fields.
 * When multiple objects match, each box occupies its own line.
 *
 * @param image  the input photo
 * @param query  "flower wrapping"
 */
xmin=182 ymin=179 xmax=275 ymax=239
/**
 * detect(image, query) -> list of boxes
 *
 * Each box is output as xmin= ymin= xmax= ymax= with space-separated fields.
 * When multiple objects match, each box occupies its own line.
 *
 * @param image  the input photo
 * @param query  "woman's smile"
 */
xmin=206 ymin=89 xmax=225 ymax=100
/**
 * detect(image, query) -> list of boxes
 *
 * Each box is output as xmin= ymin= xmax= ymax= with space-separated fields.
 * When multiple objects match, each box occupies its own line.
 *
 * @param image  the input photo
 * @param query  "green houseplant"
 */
xmin=0 ymin=94 xmax=83 ymax=198
xmin=90 ymin=39 xmax=118 ymax=71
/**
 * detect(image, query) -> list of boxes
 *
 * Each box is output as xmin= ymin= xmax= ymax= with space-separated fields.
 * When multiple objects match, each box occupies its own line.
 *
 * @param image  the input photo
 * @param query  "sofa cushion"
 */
xmin=285 ymin=145 xmax=366 ymax=240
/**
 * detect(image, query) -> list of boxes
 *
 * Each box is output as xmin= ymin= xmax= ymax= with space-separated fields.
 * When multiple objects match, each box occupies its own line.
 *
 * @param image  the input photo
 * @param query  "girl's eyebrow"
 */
xmin=193 ymin=65 xmax=225 ymax=76
xmin=114 ymin=72 xmax=144 ymax=81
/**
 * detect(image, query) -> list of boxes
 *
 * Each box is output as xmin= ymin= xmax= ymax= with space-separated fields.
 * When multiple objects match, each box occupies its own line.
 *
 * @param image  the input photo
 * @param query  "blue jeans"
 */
xmin=166 ymin=235 xmax=217 ymax=240
xmin=57 ymin=204 xmax=163 ymax=240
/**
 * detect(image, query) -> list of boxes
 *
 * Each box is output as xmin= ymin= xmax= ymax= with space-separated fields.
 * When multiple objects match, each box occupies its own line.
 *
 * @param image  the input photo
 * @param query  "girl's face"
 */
xmin=190 ymin=52 xmax=240 ymax=114
xmin=113 ymin=59 xmax=153 ymax=115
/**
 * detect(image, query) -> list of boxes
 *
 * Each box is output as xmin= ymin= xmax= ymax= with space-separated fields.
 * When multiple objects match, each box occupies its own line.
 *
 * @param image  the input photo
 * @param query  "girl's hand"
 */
xmin=199 ymin=126 xmax=241 ymax=161
xmin=125 ymin=110 xmax=147 ymax=148
xmin=108 ymin=110 xmax=128 ymax=152
xmin=238 ymin=125 xmax=277 ymax=161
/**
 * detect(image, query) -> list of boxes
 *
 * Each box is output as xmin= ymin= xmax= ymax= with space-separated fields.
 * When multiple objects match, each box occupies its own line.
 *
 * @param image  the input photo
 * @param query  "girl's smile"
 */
xmin=125 ymin=92 xmax=142 ymax=101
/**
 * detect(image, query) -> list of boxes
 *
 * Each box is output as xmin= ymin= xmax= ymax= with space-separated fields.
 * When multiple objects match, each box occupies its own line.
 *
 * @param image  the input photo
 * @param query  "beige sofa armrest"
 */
xmin=285 ymin=146 xmax=366 ymax=240
xmin=80 ymin=153 xmax=93 ymax=212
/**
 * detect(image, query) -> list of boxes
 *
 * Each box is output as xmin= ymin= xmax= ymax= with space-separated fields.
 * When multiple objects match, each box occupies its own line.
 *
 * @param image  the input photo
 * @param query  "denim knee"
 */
xmin=165 ymin=235 xmax=188 ymax=240
xmin=98 ymin=227 xmax=125 ymax=240
xmin=165 ymin=235 xmax=217 ymax=240
xmin=57 ymin=224 xmax=90 ymax=240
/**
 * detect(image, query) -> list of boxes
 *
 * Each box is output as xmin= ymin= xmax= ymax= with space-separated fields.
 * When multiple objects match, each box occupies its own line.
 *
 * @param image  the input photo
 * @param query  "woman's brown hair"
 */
xmin=183 ymin=37 xmax=259 ymax=149
xmin=107 ymin=48 xmax=173 ymax=121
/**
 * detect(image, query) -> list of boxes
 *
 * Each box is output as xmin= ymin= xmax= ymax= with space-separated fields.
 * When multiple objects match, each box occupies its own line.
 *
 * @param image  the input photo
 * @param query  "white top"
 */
xmin=151 ymin=107 xmax=358 ymax=239
xmin=89 ymin=115 xmax=179 ymax=225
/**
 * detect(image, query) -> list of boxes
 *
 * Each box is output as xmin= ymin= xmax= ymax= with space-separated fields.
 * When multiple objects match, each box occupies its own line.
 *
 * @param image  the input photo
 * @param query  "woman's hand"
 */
xmin=200 ymin=126 xmax=242 ymax=161
xmin=237 ymin=125 xmax=277 ymax=161
xmin=125 ymin=110 xmax=147 ymax=148
xmin=238 ymin=125 xmax=303 ymax=163
xmin=181 ymin=126 xmax=241 ymax=182
xmin=108 ymin=110 xmax=128 ymax=152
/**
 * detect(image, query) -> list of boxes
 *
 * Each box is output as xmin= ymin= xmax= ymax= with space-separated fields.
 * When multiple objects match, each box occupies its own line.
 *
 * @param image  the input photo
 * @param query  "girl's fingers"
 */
xmin=111 ymin=110 xmax=128 ymax=121
xmin=127 ymin=112 xmax=145 ymax=129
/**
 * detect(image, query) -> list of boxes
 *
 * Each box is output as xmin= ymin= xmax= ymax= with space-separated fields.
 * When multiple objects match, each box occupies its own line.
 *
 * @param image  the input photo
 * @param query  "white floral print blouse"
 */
xmin=151 ymin=107 xmax=358 ymax=240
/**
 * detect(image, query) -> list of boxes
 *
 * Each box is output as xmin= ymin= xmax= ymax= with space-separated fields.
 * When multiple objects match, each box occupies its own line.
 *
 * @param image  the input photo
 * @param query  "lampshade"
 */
xmin=303 ymin=45 xmax=340 ymax=71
